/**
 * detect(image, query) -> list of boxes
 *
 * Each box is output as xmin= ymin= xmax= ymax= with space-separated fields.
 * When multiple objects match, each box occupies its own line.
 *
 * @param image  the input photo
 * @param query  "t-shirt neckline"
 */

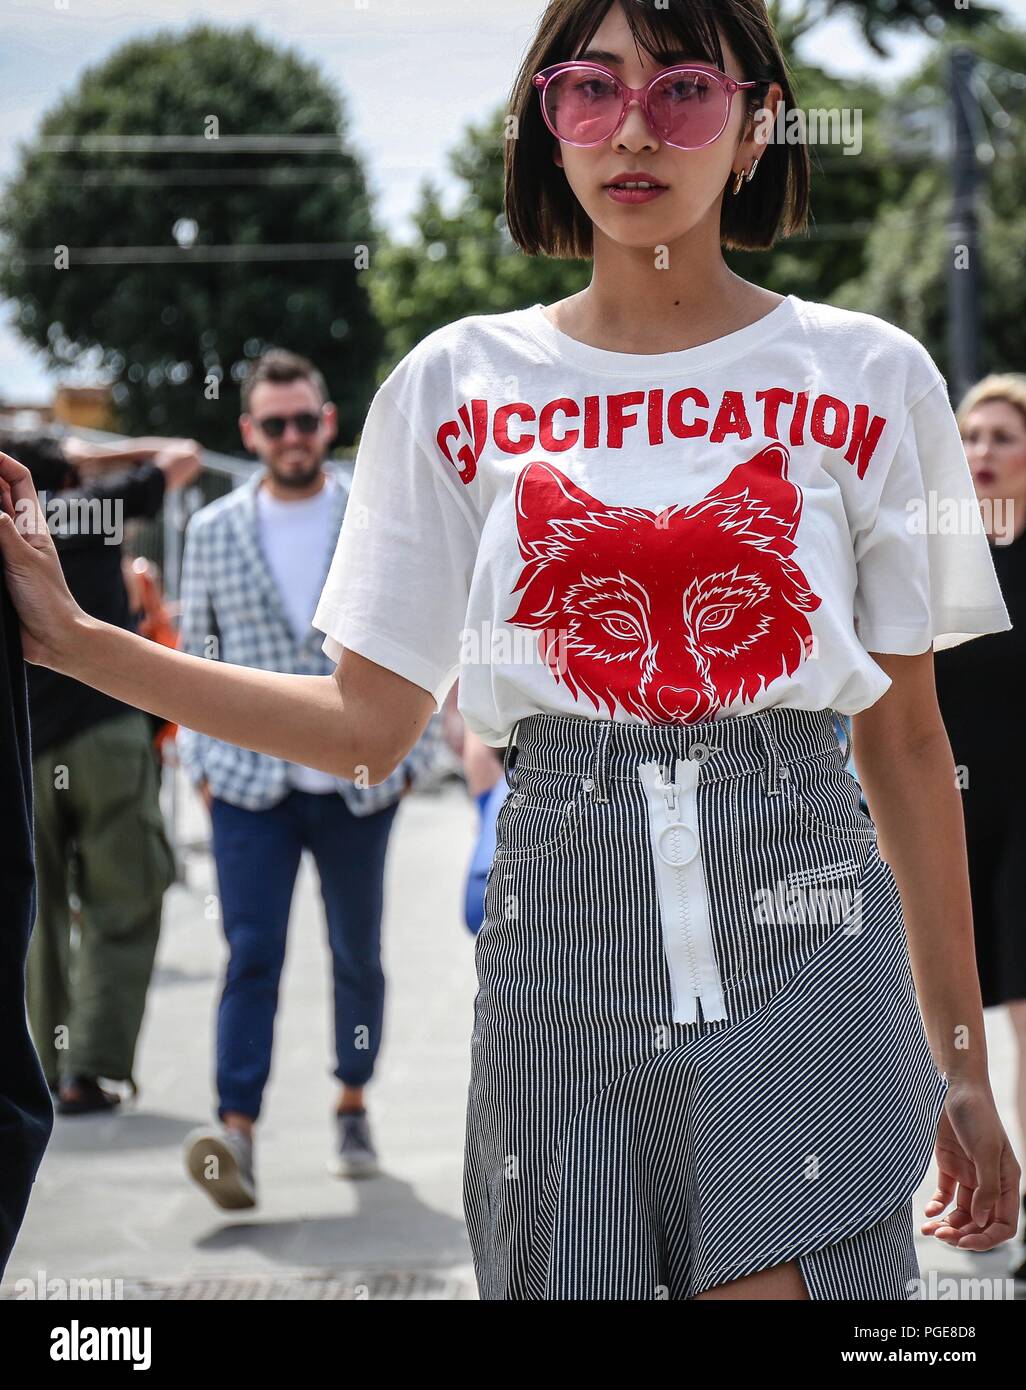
xmin=519 ymin=293 xmax=802 ymax=377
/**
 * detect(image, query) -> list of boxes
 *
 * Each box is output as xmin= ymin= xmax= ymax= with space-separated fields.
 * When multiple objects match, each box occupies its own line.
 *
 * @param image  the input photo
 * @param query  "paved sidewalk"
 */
xmin=4 ymin=775 xmax=1022 ymax=1299
xmin=6 ymin=774 xmax=481 ymax=1299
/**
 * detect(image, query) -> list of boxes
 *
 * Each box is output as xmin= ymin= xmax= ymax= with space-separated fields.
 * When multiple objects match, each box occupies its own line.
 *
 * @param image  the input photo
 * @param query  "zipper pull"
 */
xmin=657 ymin=767 xmax=682 ymax=822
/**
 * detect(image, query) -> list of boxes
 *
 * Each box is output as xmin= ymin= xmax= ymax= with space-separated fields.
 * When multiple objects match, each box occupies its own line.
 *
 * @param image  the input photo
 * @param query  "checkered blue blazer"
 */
xmin=175 ymin=465 xmax=442 ymax=814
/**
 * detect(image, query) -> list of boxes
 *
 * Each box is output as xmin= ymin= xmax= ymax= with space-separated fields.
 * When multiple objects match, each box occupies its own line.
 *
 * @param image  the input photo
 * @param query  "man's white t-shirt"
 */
xmin=312 ymin=295 xmax=1011 ymax=748
xmin=256 ymin=472 xmax=341 ymax=790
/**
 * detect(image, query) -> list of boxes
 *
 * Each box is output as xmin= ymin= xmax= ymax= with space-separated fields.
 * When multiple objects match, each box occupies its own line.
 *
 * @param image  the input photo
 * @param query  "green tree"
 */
xmin=810 ymin=0 xmax=996 ymax=56
xmin=833 ymin=21 xmax=1026 ymax=380
xmin=368 ymin=114 xmax=589 ymax=366
xmin=0 ymin=25 xmax=382 ymax=452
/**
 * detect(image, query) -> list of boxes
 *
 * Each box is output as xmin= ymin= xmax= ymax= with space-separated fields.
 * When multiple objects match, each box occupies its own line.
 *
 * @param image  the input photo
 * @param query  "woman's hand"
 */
xmin=0 ymin=451 xmax=86 ymax=669
xmin=923 ymin=1079 xmax=1021 ymax=1250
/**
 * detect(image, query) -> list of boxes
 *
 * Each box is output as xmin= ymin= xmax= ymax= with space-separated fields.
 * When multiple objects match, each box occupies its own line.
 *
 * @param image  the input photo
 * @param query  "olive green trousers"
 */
xmin=27 ymin=711 xmax=177 ymax=1087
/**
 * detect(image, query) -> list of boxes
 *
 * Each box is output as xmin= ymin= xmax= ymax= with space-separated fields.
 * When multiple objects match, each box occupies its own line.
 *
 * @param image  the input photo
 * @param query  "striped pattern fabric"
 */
xmin=464 ymin=706 xmax=948 ymax=1300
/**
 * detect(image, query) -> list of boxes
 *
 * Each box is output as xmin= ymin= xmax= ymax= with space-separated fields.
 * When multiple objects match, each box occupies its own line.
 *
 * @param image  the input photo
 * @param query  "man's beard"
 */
xmin=269 ymin=457 xmax=324 ymax=489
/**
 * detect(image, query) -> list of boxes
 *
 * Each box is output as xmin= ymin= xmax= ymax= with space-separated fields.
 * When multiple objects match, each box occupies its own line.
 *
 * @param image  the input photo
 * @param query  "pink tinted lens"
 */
xmin=648 ymin=70 xmax=728 ymax=146
xmin=542 ymin=68 xmax=624 ymax=143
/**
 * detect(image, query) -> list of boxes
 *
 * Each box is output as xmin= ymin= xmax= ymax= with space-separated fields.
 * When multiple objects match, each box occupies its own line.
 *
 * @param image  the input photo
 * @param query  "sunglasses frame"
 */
xmin=253 ymin=410 xmax=324 ymax=439
xmin=532 ymin=60 xmax=762 ymax=152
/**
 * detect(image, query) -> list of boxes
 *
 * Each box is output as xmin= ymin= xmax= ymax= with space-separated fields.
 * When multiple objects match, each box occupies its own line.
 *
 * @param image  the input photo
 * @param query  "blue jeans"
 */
xmin=209 ymin=789 xmax=399 ymax=1121
xmin=463 ymin=775 xmax=508 ymax=935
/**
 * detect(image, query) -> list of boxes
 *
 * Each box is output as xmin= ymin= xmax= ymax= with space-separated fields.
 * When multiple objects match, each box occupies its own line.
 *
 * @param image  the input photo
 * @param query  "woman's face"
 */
xmin=961 ymin=399 xmax=1026 ymax=506
xmin=551 ymin=3 xmax=780 ymax=251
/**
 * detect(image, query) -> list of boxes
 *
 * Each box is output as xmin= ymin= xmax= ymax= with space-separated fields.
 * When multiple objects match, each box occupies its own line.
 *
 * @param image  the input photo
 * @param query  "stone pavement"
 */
xmin=3 ymin=774 xmax=1022 ymax=1300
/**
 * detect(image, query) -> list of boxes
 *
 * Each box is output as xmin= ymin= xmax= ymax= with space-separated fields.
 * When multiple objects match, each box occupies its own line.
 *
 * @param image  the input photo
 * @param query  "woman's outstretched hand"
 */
xmin=0 ymin=451 xmax=85 ymax=669
xmin=924 ymin=1079 xmax=1021 ymax=1250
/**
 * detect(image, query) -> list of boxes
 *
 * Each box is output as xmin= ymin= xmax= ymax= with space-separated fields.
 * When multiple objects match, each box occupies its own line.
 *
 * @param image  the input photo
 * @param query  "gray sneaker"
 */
xmin=184 ymin=1125 xmax=257 ymax=1210
xmin=330 ymin=1109 xmax=379 ymax=1179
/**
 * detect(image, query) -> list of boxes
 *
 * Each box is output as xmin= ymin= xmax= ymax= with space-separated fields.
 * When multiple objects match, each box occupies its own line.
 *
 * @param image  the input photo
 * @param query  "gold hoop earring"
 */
xmin=732 ymin=156 xmax=760 ymax=195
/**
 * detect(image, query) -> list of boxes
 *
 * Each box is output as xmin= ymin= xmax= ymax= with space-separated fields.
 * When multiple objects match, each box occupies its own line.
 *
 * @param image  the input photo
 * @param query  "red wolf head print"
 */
xmin=506 ymin=444 xmax=822 ymax=723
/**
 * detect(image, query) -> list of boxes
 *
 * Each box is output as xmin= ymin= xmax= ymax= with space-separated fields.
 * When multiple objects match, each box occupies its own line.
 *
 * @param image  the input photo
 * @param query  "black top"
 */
xmin=0 ymin=563 xmax=53 ymax=1271
xmin=8 ymin=435 xmax=167 ymax=755
xmin=934 ymin=524 xmax=1026 ymax=803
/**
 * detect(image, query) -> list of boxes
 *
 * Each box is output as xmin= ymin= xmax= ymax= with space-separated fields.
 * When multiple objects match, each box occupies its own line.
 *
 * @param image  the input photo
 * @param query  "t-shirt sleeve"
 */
xmin=312 ymin=379 xmax=481 ymax=711
xmin=852 ymin=378 xmax=1011 ymax=655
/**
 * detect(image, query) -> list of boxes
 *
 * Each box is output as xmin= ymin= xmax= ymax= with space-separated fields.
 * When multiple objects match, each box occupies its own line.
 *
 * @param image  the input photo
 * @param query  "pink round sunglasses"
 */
xmin=532 ymin=60 xmax=761 ymax=152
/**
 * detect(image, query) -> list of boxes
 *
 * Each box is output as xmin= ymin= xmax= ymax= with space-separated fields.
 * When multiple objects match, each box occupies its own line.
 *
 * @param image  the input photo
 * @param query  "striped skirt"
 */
xmin=463 ymin=706 xmax=949 ymax=1300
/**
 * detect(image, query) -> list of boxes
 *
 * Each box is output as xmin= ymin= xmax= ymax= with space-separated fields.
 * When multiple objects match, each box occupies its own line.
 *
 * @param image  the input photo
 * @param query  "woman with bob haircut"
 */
xmin=0 ymin=0 xmax=1021 ymax=1300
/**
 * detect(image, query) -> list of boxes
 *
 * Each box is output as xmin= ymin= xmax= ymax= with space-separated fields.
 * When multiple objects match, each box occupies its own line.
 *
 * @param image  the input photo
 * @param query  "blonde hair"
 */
xmin=956 ymin=373 xmax=1026 ymax=434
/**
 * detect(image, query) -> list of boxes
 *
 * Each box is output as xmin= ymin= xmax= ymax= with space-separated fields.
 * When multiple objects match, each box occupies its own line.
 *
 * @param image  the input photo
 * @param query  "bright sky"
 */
xmin=2 ymin=0 xmax=1024 ymax=402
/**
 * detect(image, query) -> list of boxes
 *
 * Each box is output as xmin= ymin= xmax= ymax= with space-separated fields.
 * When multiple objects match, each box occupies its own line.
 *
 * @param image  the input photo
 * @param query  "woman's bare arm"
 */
xmin=853 ymin=650 xmax=986 ymax=1082
xmin=0 ymin=449 xmax=435 ymax=785
xmin=67 ymin=617 xmax=433 ymax=784
xmin=853 ymin=648 xmax=1019 ymax=1250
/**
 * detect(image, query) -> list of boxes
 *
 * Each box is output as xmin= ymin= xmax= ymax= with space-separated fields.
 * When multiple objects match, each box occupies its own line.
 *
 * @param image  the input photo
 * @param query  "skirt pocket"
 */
xmin=492 ymin=770 xmax=587 ymax=862
xmin=780 ymin=748 xmax=878 ymax=842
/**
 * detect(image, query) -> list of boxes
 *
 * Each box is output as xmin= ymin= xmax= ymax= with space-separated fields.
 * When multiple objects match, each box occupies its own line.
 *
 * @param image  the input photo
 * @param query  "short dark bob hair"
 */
xmin=504 ymin=0 xmax=810 ymax=258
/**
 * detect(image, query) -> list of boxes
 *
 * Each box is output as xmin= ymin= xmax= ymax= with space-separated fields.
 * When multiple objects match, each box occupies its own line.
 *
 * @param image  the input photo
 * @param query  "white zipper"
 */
xmin=638 ymin=756 xmax=727 ymax=1025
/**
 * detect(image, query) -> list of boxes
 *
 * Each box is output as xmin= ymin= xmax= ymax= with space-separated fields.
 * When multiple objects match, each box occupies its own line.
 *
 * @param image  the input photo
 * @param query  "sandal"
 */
xmin=56 ymin=1076 xmax=122 ymax=1116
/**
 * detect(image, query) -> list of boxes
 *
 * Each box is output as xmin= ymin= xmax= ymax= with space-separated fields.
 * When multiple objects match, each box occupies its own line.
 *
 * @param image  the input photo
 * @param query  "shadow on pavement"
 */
xmin=193 ymin=1173 xmax=469 ymax=1269
xmin=47 ymin=1111 xmax=206 ymax=1153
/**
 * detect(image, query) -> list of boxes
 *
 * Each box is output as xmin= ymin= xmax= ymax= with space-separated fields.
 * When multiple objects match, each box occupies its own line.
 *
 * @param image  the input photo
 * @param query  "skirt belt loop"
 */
xmin=589 ymin=723 xmax=611 ymax=803
xmin=758 ymin=711 xmax=786 ymax=796
xmin=502 ymin=719 xmax=521 ymax=788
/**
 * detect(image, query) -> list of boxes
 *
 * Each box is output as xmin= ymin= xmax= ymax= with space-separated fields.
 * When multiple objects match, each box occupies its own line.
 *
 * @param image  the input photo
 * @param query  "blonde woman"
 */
xmin=935 ymin=373 xmax=1026 ymax=1284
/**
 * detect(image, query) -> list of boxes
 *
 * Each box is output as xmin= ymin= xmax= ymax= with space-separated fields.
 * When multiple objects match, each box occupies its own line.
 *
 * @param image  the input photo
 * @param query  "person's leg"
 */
xmin=1007 ymin=1002 xmax=1026 ymax=1277
xmin=25 ymin=747 xmax=73 ymax=1090
xmin=60 ymin=713 xmax=175 ymax=1090
xmin=210 ymin=792 xmax=303 ymax=1130
xmin=693 ymin=1259 xmax=810 ymax=1300
xmin=986 ymin=817 xmax=1026 ymax=1274
xmin=695 ymin=1199 xmax=922 ymax=1301
xmin=991 ymin=818 xmax=1026 ymax=1165
xmin=304 ymin=793 xmax=398 ymax=1112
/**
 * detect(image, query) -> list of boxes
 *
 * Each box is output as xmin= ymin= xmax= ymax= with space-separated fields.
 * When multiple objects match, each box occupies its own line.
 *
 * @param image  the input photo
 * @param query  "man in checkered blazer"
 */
xmin=178 ymin=350 xmax=442 ymax=1209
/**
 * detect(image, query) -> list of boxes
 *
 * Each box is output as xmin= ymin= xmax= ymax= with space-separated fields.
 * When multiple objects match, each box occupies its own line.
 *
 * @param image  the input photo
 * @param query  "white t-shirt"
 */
xmin=312 ymin=294 xmax=1011 ymax=748
xmin=256 ymin=472 xmax=341 ymax=791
